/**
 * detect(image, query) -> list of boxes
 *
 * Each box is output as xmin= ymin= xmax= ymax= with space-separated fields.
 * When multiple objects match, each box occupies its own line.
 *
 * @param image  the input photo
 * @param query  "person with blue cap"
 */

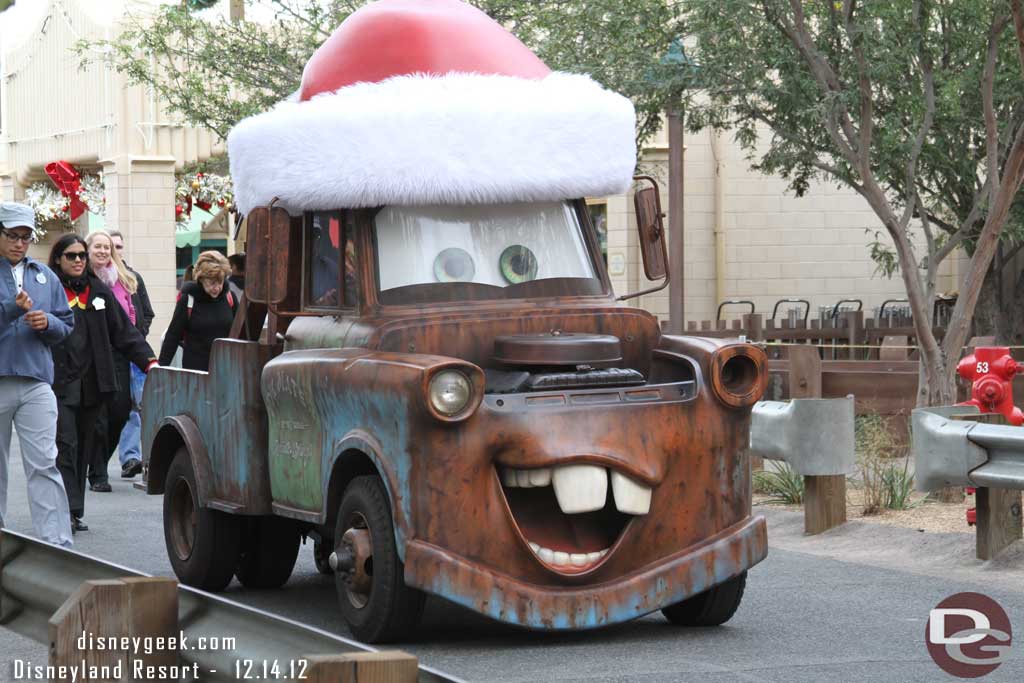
xmin=0 ymin=201 xmax=75 ymax=546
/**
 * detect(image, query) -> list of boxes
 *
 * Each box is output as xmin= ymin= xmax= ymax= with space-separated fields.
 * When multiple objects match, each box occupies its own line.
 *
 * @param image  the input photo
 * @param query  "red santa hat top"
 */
xmin=228 ymin=0 xmax=637 ymax=216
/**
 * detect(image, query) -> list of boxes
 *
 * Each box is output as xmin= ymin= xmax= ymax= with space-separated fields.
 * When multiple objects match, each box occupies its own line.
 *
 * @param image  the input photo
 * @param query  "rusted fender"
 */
xmin=144 ymin=414 xmax=215 ymax=505
xmin=261 ymin=348 xmax=482 ymax=556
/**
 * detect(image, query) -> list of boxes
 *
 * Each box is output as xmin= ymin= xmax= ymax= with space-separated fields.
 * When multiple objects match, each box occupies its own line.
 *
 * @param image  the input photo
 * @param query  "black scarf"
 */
xmin=58 ymin=270 xmax=90 ymax=293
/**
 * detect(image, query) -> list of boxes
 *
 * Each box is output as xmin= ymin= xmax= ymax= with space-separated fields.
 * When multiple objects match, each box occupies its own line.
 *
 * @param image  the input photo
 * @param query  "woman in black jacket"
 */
xmin=159 ymin=251 xmax=238 ymax=371
xmin=48 ymin=235 xmax=157 ymax=532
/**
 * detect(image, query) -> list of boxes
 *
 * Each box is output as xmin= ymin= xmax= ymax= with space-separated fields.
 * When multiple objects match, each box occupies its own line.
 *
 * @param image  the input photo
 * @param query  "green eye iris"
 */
xmin=499 ymin=245 xmax=538 ymax=284
xmin=433 ymin=248 xmax=476 ymax=283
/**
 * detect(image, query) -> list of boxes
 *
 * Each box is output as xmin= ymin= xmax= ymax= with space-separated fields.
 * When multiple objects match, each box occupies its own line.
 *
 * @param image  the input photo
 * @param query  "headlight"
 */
xmin=710 ymin=345 xmax=766 ymax=408
xmin=429 ymin=370 xmax=473 ymax=416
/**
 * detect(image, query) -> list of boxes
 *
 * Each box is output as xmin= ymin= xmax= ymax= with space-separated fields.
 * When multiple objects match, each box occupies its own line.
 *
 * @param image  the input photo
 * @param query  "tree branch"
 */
xmin=1012 ymin=0 xmax=1024 ymax=74
xmin=766 ymin=0 xmax=859 ymax=163
xmin=933 ymin=177 xmax=991 ymax=265
xmin=943 ymin=112 xmax=1024 ymax=368
xmin=899 ymin=0 xmax=936 ymax=230
xmin=982 ymin=13 xmax=1010 ymax=208
xmin=841 ymin=0 xmax=873 ymax=172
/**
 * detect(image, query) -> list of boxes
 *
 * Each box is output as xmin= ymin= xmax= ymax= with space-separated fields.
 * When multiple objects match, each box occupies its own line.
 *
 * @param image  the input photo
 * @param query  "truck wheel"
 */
xmin=235 ymin=517 xmax=301 ymax=589
xmin=661 ymin=572 xmax=747 ymax=627
xmin=163 ymin=448 xmax=241 ymax=591
xmin=334 ymin=476 xmax=425 ymax=643
xmin=314 ymin=539 xmax=334 ymax=575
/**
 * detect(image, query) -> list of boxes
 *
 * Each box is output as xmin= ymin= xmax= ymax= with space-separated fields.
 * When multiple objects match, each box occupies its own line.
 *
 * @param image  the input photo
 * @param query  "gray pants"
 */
xmin=0 ymin=377 xmax=73 ymax=547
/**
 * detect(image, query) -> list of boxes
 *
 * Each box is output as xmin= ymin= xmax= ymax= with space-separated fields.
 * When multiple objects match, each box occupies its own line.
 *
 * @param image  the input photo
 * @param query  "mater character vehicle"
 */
xmin=142 ymin=0 xmax=769 ymax=643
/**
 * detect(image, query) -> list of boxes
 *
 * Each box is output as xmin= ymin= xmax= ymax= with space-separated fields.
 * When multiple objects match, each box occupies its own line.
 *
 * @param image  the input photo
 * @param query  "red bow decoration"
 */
xmin=45 ymin=161 xmax=87 ymax=221
xmin=329 ymin=216 xmax=340 ymax=248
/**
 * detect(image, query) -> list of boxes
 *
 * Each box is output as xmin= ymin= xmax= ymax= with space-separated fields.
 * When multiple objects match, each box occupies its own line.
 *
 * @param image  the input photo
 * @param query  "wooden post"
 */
xmin=50 ymin=581 xmax=128 ymax=681
xmin=301 ymin=651 xmax=418 ymax=683
xmin=976 ymin=487 xmax=1023 ymax=561
xmin=788 ymin=345 xmax=847 ymax=535
xmin=123 ymin=578 xmax=179 ymax=673
xmin=843 ymin=310 xmax=863 ymax=360
xmin=955 ymin=412 xmax=1024 ymax=560
xmin=49 ymin=577 xmax=178 ymax=682
xmin=743 ymin=313 xmax=763 ymax=342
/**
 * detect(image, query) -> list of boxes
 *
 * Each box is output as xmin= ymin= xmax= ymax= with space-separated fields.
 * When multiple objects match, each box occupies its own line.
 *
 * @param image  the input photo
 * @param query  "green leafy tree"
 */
xmin=681 ymin=0 xmax=1024 ymax=406
xmin=77 ymin=0 xmax=682 ymax=146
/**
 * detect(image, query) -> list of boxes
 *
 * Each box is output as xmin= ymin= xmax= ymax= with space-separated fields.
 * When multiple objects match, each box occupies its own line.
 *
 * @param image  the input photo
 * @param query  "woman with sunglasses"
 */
xmin=48 ymin=235 xmax=157 ymax=532
xmin=84 ymin=230 xmax=141 ymax=492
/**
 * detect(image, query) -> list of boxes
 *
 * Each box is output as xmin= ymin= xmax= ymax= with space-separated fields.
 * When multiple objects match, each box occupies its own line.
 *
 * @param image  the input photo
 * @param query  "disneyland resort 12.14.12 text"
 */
xmin=9 ymin=630 xmax=239 ymax=681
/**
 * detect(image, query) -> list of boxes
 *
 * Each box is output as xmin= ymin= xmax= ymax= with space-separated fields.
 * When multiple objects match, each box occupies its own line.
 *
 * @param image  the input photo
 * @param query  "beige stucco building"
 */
xmin=3 ymin=0 xmax=954 ymax=342
xmin=602 ymin=123 xmax=961 ymax=329
xmin=1 ymin=0 xmax=224 ymax=348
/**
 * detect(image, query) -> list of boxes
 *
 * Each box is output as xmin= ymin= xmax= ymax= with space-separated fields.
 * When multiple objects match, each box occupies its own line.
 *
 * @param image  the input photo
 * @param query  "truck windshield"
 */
xmin=373 ymin=201 xmax=602 ymax=305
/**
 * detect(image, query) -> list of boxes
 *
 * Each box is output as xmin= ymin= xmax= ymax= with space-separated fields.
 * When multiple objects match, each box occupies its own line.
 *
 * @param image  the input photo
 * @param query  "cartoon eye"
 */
xmin=433 ymin=248 xmax=476 ymax=282
xmin=500 ymin=245 xmax=538 ymax=284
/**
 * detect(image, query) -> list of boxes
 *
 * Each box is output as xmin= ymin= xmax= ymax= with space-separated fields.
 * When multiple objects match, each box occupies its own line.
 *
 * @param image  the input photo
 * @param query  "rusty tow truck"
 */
xmin=141 ymin=0 xmax=769 ymax=643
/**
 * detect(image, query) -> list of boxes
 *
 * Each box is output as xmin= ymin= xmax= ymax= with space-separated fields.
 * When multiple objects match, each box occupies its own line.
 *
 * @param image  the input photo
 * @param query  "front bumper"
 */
xmin=404 ymin=514 xmax=767 ymax=630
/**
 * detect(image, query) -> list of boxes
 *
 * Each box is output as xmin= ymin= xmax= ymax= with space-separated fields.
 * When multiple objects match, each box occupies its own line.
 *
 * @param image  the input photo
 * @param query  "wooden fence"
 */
xmin=684 ymin=311 xmax=945 ymax=361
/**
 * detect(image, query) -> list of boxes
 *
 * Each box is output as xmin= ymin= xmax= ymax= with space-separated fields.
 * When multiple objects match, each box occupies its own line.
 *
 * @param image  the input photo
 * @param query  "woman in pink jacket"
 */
xmin=85 ymin=230 xmax=138 ymax=492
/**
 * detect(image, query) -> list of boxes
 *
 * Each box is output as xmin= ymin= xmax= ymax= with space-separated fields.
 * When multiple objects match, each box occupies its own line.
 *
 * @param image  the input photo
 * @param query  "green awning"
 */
xmin=176 ymin=207 xmax=215 ymax=248
xmin=87 ymin=212 xmax=106 ymax=233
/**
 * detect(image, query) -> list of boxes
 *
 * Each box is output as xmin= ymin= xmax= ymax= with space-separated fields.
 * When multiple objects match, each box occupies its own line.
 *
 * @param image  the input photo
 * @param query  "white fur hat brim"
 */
xmin=228 ymin=72 xmax=636 ymax=215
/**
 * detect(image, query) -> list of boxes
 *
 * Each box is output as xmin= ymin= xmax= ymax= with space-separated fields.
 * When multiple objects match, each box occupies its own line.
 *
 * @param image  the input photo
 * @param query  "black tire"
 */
xmin=335 ymin=476 xmax=425 ymax=643
xmin=235 ymin=516 xmax=301 ymax=589
xmin=162 ymin=448 xmax=241 ymax=591
xmin=661 ymin=572 xmax=747 ymax=627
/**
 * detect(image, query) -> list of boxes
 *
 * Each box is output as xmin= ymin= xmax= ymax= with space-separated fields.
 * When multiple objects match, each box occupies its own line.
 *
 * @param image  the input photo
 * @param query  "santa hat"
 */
xmin=228 ymin=0 xmax=636 ymax=216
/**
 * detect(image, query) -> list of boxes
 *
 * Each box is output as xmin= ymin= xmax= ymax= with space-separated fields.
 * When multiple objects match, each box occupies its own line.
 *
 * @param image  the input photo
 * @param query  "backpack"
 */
xmin=185 ymin=285 xmax=238 ymax=319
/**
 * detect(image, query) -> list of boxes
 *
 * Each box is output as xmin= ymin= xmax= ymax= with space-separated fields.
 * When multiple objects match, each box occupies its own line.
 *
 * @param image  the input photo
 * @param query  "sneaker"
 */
xmin=121 ymin=459 xmax=142 ymax=478
xmin=89 ymin=482 xmax=112 ymax=493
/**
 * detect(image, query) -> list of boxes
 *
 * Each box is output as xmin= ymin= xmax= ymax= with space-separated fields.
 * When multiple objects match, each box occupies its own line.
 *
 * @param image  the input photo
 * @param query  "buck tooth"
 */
xmin=611 ymin=471 xmax=653 ymax=515
xmin=552 ymin=464 xmax=608 ymax=513
xmin=516 ymin=469 xmax=533 ymax=488
xmin=553 ymin=551 xmax=570 ymax=566
xmin=570 ymin=553 xmax=588 ymax=567
xmin=586 ymin=551 xmax=604 ymax=563
xmin=502 ymin=469 xmax=518 ymax=487
xmin=529 ymin=467 xmax=552 ymax=487
xmin=538 ymin=548 xmax=555 ymax=564
xmin=529 ymin=542 xmax=541 ymax=553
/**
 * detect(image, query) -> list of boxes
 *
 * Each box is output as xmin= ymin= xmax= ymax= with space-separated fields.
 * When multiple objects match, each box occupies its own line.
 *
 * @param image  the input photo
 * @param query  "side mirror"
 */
xmin=634 ymin=175 xmax=668 ymax=280
xmin=617 ymin=176 xmax=670 ymax=301
xmin=245 ymin=204 xmax=302 ymax=310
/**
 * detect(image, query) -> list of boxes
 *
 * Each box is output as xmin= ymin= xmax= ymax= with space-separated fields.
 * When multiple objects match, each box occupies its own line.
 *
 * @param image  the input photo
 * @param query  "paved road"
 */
xmin=3 ymin=432 xmax=1024 ymax=682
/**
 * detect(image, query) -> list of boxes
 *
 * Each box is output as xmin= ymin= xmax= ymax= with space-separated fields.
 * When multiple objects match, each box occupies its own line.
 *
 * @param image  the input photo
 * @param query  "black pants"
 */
xmin=89 ymin=356 xmax=130 ymax=486
xmin=56 ymin=398 xmax=107 ymax=518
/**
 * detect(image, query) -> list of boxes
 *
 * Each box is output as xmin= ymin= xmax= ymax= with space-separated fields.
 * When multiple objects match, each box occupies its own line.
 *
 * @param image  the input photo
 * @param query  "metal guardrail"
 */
xmin=913 ymin=405 xmax=1024 ymax=492
xmin=0 ymin=529 xmax=462 ymax=683
xmin=749 ymin=397 xmax=855 ymax=475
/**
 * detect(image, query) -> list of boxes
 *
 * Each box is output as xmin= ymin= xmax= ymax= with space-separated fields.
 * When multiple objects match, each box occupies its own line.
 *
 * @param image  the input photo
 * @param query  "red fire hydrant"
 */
xmin=956 ymin=346 xmax=1024 ymax=527
xmin=956 ymin=346 xmax=1024 ymax=425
